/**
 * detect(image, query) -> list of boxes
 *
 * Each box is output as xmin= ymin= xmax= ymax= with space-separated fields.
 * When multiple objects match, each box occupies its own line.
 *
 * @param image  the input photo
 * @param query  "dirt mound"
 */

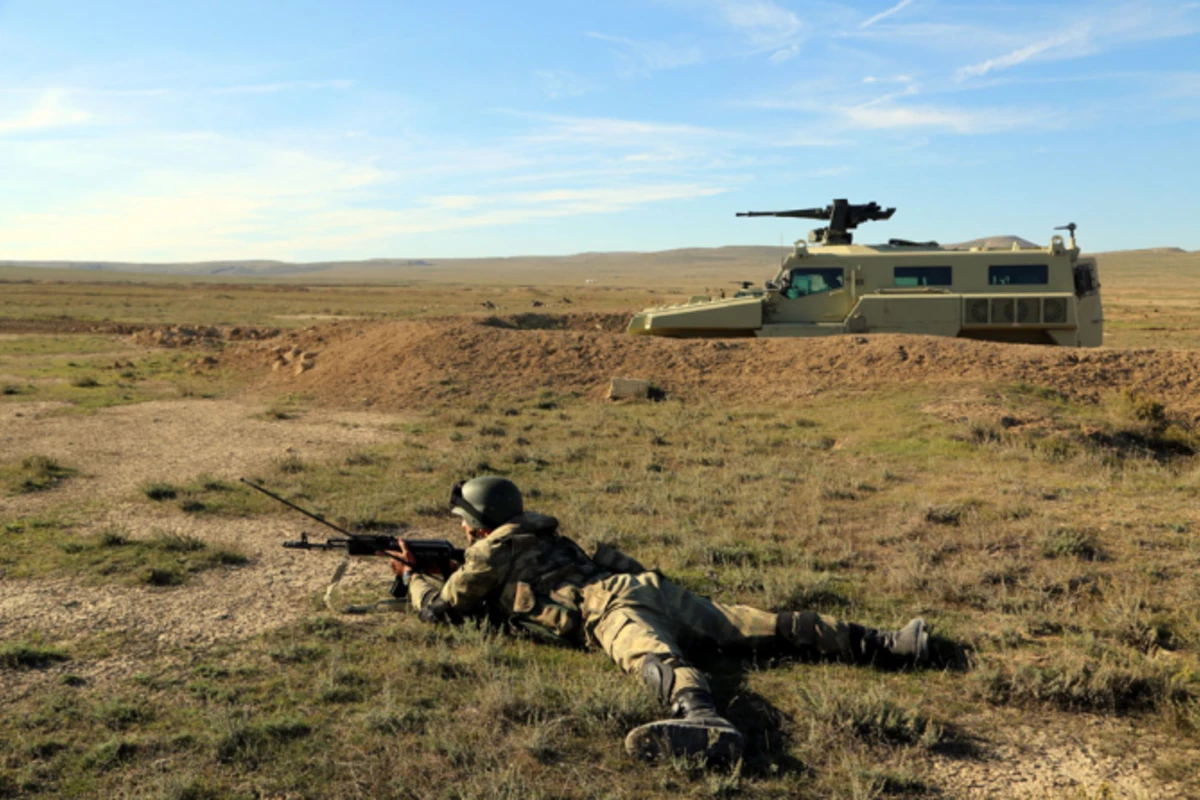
xmin=131 ymin=324 xmax=281 ymax=348
xmin=226 ymin=315 xmax=1200 ymax=416
xmin=477 ymin=312 xmax=630 ymax=332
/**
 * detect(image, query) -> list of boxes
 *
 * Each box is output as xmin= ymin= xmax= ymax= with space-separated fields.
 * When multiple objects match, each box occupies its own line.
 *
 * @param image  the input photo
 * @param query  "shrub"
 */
xmin=215 ymin=715 xmax=312 ymax=765
xmin=145 ymin=566 xmax=185 ymax=586
xmin=99 ymin=529 xmax=129 ymax=547
xmin=142 ymin=482 xmax=179 ymax=501
xmin=0 ymin=642 xmax=70 ymax=670
xmin=1041 ymin=528 xmax=1102 ymax=560
xmin=924 ymin=504 xmax=966 ymax=526
xmin=155 ymin=532 xmax=206 ymax=552
xmin=6 ymin=456 xmax=75 ymax=493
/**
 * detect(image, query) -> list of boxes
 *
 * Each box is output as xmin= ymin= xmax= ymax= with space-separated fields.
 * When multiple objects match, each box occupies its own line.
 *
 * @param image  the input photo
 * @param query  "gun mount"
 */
xmin=737 ymin=199 xmax=896 ymax=245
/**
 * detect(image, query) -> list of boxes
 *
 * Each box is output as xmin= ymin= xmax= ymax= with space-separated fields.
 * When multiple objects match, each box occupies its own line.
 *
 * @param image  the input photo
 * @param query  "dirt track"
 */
xmin=229 ymin=314 xmax=1200 ymax=418
xmin=0 ymin=400 xmax=424 ymax=691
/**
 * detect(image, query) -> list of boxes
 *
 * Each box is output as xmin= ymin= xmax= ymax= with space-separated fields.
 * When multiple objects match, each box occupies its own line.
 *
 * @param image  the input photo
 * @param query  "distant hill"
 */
xmin=945 ymin=235 xmax=1041 ymax=250
xmin=0 ymin=243 xmax=1191 ymax=286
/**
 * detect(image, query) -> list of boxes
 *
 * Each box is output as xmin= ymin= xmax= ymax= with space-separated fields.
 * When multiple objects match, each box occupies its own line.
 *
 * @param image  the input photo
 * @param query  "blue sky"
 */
xmin=1 ymin=0 xmax=1197 ymax=261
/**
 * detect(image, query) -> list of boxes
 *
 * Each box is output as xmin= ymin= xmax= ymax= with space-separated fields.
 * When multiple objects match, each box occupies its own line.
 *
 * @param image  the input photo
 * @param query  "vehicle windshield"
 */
xmin=783 ymin=268 xmax=844 ymax=298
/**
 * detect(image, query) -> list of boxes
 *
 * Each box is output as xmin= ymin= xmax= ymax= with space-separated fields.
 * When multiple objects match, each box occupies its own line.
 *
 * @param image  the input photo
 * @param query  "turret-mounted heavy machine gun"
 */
xmin=737 ymin=199 xmax=896 ymax=245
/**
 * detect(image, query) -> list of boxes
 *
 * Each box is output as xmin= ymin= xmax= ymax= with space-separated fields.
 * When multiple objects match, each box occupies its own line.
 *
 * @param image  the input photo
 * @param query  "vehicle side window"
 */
xmin=783 ymin=268 xmax=844 ymax=298
xmin=988 ymin=265 xmax=1048 ymax=285
xmin=894 ymin=266 xmax=952 ymax=287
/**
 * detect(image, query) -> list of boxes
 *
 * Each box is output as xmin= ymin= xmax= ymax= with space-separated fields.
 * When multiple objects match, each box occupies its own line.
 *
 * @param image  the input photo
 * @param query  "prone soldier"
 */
xmin=389 ymin=476 xmax=929 ymax=763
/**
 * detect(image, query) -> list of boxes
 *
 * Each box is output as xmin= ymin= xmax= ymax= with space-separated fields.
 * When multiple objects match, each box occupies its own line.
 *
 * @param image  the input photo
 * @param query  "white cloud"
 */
xmin=955 ymin=4 xmax=1200 ymax=82
xmin=955 ymin=29 xmax=1089 ymax=81
xmin=0 ymin=90 xmax=91 ymax=135
xmin=210 ymin=80 xmax=354 ymax=94
xmin=709 ymin=0 xmax=804 ymax=61
xmin=587 ymin=32 xmax=703 ymax=76
xmin=421 ymin=195 xmax=483 ymax=210
xmin=0 ymin=135 xmax=389 ymax=260
xmin=520 ymin=112 xmax=727 ymax=145
xmin=861 ymin=0 xmax=915 ymax=29
xmin=534 ymin=70 xmax=597 ymax=99
xmin=717 ymin=0 xmax=801 ymax=41
xmin=770 ymin=43 xmax=801 ymax=63
xmin=839 ymin=103 xmax=1066 ymax=134
xmin=771 ymin=135 xmax=847 ymax=147
xmin=1159 ymin=71 xmax=1200 ymax=98
xmin=863 ymin=74 xmax=914 ymax=84
xmin=0 ymin=115 xmax=734 ymax=260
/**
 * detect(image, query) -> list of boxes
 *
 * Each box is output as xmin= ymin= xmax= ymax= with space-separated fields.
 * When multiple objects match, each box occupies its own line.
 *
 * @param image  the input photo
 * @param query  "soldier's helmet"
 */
xmin=449 ymin=476 xmax=523 ymax=530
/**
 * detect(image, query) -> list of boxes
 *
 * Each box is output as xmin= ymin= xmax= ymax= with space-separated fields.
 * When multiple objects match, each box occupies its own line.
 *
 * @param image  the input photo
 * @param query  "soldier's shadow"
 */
xmin=694 ymin=634 xmax=979 ymax=777
xmin=701 ymin=654 xmax=806 ymax=777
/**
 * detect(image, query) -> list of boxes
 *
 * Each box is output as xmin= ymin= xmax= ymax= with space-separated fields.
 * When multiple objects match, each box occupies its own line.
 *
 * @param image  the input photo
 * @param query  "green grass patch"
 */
xmin=1041 ymin=527 xmax=1103 ymax=560
xmin=140 ymin=475 xmax=268 ymax=516
xmin=0 ymin=523 xmax=249 ymax=586
xmin=1 ymin=455 xmax=77 ymax=494
xmin=0 ymin=641 xmax=70 ymax=670
xmin=214 ymin=715 xmax=313 ymax=766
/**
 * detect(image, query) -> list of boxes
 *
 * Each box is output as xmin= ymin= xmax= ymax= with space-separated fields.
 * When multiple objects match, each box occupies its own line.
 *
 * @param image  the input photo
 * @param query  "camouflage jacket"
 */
xmin=406 ymin=512 xmax=643 ymax=644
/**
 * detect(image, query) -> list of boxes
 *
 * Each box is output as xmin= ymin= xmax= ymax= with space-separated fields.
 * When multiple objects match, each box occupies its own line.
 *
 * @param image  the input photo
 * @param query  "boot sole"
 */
xmin=624 ymin=720 xmax=745 ymax=764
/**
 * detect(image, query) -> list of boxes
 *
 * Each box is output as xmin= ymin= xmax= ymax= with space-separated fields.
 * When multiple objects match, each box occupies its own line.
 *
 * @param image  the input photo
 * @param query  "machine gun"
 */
xmin=241 ymin=478 xmax=464 ymax=598
xmin=737 ymin=199 xmax=896 ymax=245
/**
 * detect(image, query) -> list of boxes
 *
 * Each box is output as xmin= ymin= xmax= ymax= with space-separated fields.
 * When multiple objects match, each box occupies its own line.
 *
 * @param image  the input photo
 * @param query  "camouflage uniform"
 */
xmin=407 ymin=511 xmax=861 ymax=705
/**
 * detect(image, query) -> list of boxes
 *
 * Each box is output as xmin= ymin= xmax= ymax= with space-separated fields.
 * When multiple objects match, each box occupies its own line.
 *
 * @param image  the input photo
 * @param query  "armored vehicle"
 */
xmin=627 ymin=200 xmax=1103 ymax=346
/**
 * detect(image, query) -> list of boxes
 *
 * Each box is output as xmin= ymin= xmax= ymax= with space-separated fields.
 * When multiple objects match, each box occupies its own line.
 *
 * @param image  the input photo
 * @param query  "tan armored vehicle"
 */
xmin=627 ymin=200 xmax=1102 ymax=346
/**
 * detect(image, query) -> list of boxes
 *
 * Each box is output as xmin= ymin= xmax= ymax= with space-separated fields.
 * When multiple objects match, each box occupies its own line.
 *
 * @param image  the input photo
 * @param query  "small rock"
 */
xmin=608 ymin=377 xmax=651 ymax=401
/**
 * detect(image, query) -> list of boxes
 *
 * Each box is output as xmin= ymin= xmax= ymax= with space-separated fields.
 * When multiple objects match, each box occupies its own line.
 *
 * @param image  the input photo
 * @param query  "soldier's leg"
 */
xmin=590 ymin=605 xmax=709 ymax=697
xmin=647 ymin=574 xmax=928 ymax=666
xmin=590 ymin=605 xmax=744 ymax=763
xmin=776 ymin=611 xmax=929 ymax=666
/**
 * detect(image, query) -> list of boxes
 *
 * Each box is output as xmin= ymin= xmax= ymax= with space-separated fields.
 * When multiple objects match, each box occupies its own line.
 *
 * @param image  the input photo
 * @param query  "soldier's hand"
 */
xmin=380 ymin=540 xmax=415 ymax=579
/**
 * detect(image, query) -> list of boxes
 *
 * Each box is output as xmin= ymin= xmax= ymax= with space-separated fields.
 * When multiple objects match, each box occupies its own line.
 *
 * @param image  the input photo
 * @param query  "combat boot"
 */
xmin=862 ymin=617 xmax=930 ymax=667
xmin=873 ymin=618 xmax=926 ymax=662
xmin=624 ymin=689 xmax=745 ymax=764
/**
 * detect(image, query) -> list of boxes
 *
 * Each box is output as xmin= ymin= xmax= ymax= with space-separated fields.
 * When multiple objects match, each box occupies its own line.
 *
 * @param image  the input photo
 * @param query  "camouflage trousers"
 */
xmin=580 ymin=571 xmax=852 ymax=701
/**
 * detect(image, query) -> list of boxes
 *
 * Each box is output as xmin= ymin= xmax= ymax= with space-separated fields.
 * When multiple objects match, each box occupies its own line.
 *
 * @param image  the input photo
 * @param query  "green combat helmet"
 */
xmin=449 ymin=476 xmax=523 ymax=530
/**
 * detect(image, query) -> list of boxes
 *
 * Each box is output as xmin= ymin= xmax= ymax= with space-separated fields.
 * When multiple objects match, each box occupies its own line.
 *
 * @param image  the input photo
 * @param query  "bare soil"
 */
xmin=1 ymin=399 xmax=427 ymax=692
xmin=229 ymin=313 xmax=1200 ymax=419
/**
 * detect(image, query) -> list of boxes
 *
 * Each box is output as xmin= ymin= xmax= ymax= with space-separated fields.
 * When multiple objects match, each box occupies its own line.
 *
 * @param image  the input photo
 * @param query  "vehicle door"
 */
xmin=772 ymin=267 xmax=854 ymax=323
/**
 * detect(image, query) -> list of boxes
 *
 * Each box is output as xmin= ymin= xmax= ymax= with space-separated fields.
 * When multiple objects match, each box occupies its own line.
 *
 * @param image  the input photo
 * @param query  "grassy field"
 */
xmin=2 ymin=253 xmax=1199 ymax=798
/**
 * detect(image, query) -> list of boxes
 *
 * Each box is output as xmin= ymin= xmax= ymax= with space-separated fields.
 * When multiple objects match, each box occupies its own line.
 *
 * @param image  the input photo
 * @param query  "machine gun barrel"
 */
xmin=282 ymin=531 xmax=465 ymax=562
xmin=736 ymin=208 xmax=828 ymax=219
xmin=241 ymin=478 xmax=354 ymax=536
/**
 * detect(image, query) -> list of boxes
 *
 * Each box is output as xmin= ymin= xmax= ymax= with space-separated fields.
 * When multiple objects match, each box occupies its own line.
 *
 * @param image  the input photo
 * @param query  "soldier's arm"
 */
xmin=407 ymin=573 xmax=462 ymax=625
xmin=407 ymin=536 xmax=510 ymax=624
